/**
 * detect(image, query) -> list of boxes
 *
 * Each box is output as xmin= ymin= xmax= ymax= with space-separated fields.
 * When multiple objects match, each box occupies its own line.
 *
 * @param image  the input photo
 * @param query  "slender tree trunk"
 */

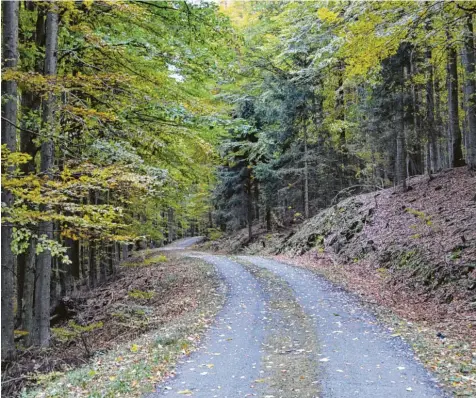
xmin=245 ymin=170 xmax=253 ymax=241
xmin=167 ymin=208 xmax=175 ymax=243
xmin=89 ymin=241 xmax=97 ymax=289
xmin=462 ymin=13 xmax=476 ymax=169
xmin=81 ymin=241 xmax=88 ymax=284
xmin=65 ymin=238 xmax=80 ymax=279
xmin=254 ymin=180 xmax=260 ymax=222
xmin=425 ymin=47 xmax=438 ymax=174
xmin=447 ymin=33 xmax=465 ymax=167
xmin=265 ymin=205 xmax=271 ymax=232
xmin=17 ymin=8 xmax=45 ymax=329
xmin=1 ymin=0 xmax=19 ymax=359
xmin=100 ymin=246 xmax=107 ymax=284
xmin=89 ymin=191 xmax=98 ymax=288
xmin=60 ymin=241 xmax=73 ymax=297
xmin=17 ymin=92 xmax=39 ymax=329
xmin=22 ymin=240 xmax=36 ymax=346
xmin=122 ymin=244 xmax=129 ymax=260
xmin=410 ymin=55 xmax=423 ymax=175
xmin=303 ymin=122 xmax=310 ymax=219
xmin=397 ymin=68 xmax=408 ymax=190
xmin=33 ymin=5 xmax=59 ymax=347
xmin=337 ymin=64 xmax=347 ymax=171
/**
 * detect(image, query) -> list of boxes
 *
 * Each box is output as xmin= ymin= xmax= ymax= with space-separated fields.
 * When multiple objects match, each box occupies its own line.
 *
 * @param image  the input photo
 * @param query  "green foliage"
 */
xmin=207 ymin=228 xmax=223 ymax=241
xmin=2 ymin=0 xmax=236 ymax=262
xmin=128 ymin=289 xmax=155 ymax=301
xmin=143 ymin=255 xmax=168 ymax=265
xmin=52 ymin=321 xmax=103 ymax=343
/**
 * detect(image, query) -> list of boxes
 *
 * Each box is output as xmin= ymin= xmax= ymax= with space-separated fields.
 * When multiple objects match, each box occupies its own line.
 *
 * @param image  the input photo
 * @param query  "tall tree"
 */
xmin=1 ymin=0 xmax=19 ymax=360
xmin=425 ymin=46 xmax=438 ymax=174
xmin=461 ymin=12 xmax=476 ymax=169
xmin=447 ymin=30 xmax=465 ymax=167
xmin=33 ymin=4 xmax=59 ymax=347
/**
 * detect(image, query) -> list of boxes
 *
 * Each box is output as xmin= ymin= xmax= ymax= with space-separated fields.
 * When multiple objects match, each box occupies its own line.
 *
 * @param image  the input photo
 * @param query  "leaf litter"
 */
xmin=21 ymin=250 xmax=225 ymax=397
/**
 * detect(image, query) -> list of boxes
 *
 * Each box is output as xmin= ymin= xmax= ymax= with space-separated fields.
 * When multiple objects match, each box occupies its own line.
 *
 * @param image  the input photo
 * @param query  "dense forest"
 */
xmin=1 ymin=0 xmax=235 ymax=359
xmin=1 ymin=0 xmax=475 ymax=381
xmin=213 ymin=1 xmax=476 ymax=239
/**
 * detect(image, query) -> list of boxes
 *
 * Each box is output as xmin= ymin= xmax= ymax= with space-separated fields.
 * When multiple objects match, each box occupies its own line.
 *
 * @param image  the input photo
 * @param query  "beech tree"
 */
xmin=1 ymin=0 xmax=19 ymax=360
xmin=1 ymin=0 xmax=233 ymax=355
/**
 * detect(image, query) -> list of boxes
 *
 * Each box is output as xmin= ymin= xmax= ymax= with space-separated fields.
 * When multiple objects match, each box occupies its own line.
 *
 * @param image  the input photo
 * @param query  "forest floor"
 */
xmin=201 ymin=167 xmax=476 ymax=396
xmin=2 ymin=249 xmax=225 ymax=397
xmin=5 ymin=169 xmax=474 ymax=397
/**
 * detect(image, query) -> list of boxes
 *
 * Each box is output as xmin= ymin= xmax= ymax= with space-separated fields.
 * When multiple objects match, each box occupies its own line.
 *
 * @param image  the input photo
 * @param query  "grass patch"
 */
xmin=128 ymin=289 xmax=155 ymax=300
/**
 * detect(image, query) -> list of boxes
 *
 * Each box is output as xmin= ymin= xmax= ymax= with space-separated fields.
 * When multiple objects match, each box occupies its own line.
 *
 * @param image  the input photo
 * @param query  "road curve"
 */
xmin=160 ymin=236 xmax=205 ymax=250
xmin=149 ymin=253 xmax=446 ymax=398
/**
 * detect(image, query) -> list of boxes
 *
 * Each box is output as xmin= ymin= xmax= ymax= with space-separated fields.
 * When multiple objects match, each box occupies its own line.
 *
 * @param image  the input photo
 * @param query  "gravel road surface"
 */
xmin=149 ymin=248 xmax=445 ymax=398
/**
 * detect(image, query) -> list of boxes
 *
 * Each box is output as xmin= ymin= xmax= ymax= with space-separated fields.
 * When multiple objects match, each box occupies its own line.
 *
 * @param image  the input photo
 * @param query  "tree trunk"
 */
xmin=462 ymin=13 xmax=476 ymax=169
xmin=410 ymin=55 xmax=423 ymax=175
xmin=254 ymin=180 xmax=260 ymax=222
xmin=245 ymin=170 xmax=253 ymax=241
xmin=397 ymin=68 xmax=407 ymax=190
xmin=122 ymin=244 xmax=129 ymax=260
xmin=1 ymin=0 xmax=19 ymax=359
xmin=17 ymin=8 xmax=45 ymax=329
xmin=446 ymin=32 xmax=465 ymax=167
xmin=337 ymin=65 xmax=347 ymax=173
xmin=265 ymin=206 xmax=271 ymax=232
xmin=33 ymin=5 xmax=59 ymax=347
xmin=89 ymin=191 xmax=98 ymax=288
xmin=167 ymin=208 xmax=175 ymax=243
xmin=425 ymin=47 xmax=438 ymax=174
xmin=89 ymin=240 xmax=98 ymax=289
xmin=66 ymin=238 xmax=80 ymax=280
xmin=22 ymin=240 xmax=36 ymax=346
xmin=303 ymin=122 xmax=310 ymax=219
xmin=60 ymin=240 xmax=74 ymax=297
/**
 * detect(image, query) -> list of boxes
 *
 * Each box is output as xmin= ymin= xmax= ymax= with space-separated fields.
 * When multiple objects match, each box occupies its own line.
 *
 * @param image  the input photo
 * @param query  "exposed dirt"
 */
xmin=1 ymin=250 xmax=224 ymax=397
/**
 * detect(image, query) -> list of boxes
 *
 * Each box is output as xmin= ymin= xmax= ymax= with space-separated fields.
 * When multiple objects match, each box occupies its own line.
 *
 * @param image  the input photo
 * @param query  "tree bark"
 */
xmin=303 ymin=122 xmax=310 ymax=219
xmin=1 ymin=0 xmax=19 ymax=360
xmin=425 ymin=47 xmax=438 ymax=174
xmin=447 ymin=32 xmax=465 ymax=167
xmin=22 ymin=240 xmax=36 ymax=346
xmin=410 ymin=54 xmax=423 ymax=175
xmin=265 ymin=205 xmax=271 ymax=232
xmin=33 ymin=5 xmax=59 ymax=347
xmin=397 ymin=68 xmax=408 ymax=190
xmin=17 ymin=8 xmax=45 ymax=329
xmin=167 ymin=208 xmax=175 ymax=243
xmin=245 ymin=170 xmax=253 ymax=241
xmin=89 ymin=191 xmax=98 ymax=288
xmin=461 ymin=13 xmax=476 ymax=169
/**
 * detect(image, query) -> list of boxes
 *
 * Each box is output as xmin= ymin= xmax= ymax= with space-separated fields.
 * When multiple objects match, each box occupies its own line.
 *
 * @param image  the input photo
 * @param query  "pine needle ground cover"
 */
xmin=2 ymin=251 xmax=224 ymax=397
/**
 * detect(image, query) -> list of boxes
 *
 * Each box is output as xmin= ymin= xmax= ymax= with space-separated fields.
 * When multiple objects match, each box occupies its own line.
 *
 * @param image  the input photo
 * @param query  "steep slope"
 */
xmin=206 ymin=167 xmax=475 ymax=323
xmin=278 ymin=168 xmax=476 ymax=305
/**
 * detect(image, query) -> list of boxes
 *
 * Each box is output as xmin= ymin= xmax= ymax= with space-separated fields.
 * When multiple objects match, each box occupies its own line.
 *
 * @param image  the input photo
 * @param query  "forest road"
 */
xmin=147 ymin=251 xmax=446 ymax=398
xmin=160 ymin=236 xmax=205 ymax=250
